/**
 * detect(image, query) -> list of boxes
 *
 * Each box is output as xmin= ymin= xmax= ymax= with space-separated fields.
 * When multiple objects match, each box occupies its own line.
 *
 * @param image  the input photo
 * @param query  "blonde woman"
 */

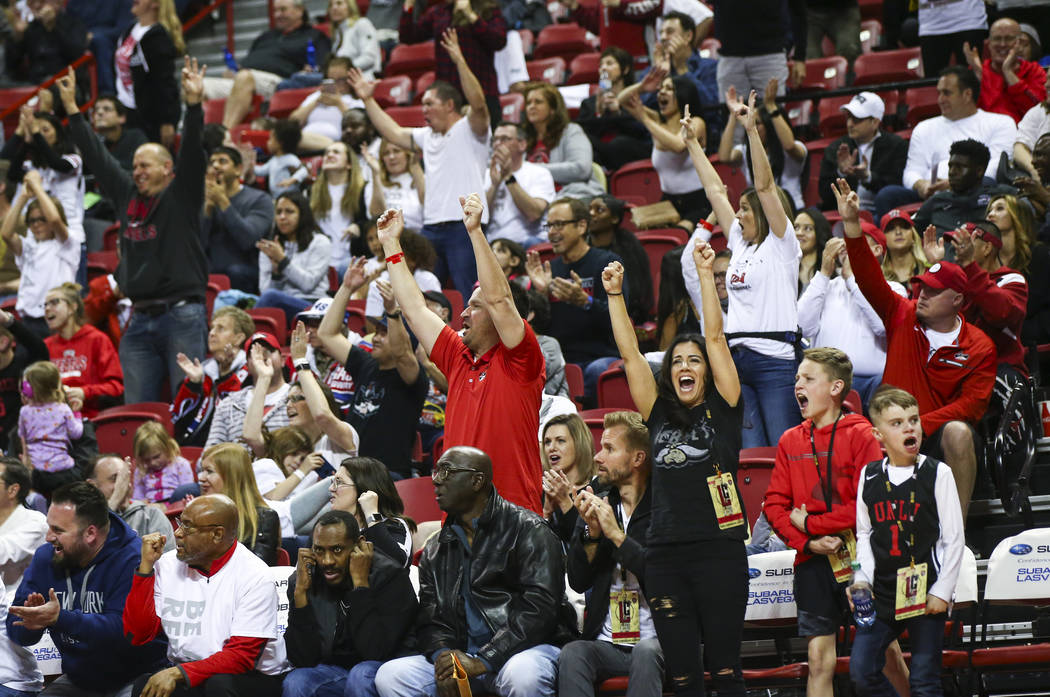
xmin=540 ymin=412 xmax=596 ymax=540
xmin=361 ymin=139 xmax=425 ymax=232
xmin=310 ymin=141 xmax=366 ymax=275
xmin=328 ymin=0 xmax=381 ymax=79
xmin=114 ymin=0 xmax=184 ymax=148
xmin=879 ymin=209 xmax=929 ymax=286
xmin=197 ymin=443 xmax=280 ymax=565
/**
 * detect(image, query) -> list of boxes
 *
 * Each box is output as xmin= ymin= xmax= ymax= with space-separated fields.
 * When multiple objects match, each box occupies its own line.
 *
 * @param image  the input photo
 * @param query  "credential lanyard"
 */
xmin=809 ymin=412 xmax=843 ymax=510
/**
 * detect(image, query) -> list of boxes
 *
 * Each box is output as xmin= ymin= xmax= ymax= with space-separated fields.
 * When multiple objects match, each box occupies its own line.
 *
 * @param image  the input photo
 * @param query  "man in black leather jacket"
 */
xmin=374 ymin=446 xmax=569 ymax=697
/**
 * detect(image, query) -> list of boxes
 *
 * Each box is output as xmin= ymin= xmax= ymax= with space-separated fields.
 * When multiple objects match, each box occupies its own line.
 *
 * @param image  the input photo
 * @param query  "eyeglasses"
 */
xmin=175 ymin=516 xmax=221 ymax=535
xmin=431 ymin=463 xmax=480 ymax=483
xmin=330 ymin=478 xmax=356 ymax=490
xmin=541 ymin=219 xmax=582 ymax=234
xmin=288 ymin=394 xmax=306 ymax=403
xmin=26 ymin=216 xmax=46 ymax=226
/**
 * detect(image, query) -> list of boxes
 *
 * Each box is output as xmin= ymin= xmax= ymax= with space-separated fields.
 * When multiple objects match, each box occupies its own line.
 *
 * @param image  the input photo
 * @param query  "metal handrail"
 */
xmin=182 ymin=0 xmax=236 ymax=54
xmin=0 ymin=52 xmax=98 ymax=123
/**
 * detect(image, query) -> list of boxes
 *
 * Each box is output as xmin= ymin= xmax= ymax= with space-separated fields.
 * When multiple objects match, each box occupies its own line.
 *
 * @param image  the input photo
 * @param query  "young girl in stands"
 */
xmin=18 ymin=360 xmax=83 ymax=497
xmin=683 ymin=91 xmax=803 ymax=449
xmin=0 ymin=171 xmax=79 ymax=339
xmin=604 ymin=238 xmax=748 ymax=697
xmin=131 ymin=421 xmax=194 ymax=504
xmin=490 ymin=238 xmax=528 ymax=287
xmin=540 ymin=412 xmax=595 ymax=541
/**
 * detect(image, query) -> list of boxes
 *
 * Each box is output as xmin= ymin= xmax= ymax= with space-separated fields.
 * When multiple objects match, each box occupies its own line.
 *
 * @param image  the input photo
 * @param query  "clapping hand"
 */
xmin=256 ymin=238 xmax=285 ymax=264
xmin=250 ymin=342 xmax=274 ymax=380
xmin=290 ymin=321 xmax=309 ymax=361
xmin=542 ymin=469 xmax=574 ymax=513
xmin=962 ymin=42 xmax=984 ymax=77
xmin=551 ymin=271 xmax=589 ymax=307
xmin=639 ymin=64 xmax=667 ymax=94
xmin=922 ymin=224 xmax=945 ymax=263
xmin=525 ymin=249 xmax=553 ymax=293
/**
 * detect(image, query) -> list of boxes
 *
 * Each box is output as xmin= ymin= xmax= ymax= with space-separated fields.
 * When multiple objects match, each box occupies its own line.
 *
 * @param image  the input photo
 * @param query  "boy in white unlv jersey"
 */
xmin=122 ymin=495 xmax=287 ymax=697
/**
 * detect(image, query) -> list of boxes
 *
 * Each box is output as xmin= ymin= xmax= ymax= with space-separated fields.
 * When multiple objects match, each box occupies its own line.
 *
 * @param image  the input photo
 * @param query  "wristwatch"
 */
xmin=506 ymin=175 xmax=517 ymax=186
xmin=581 ymin=525 xmax=600 ymax=543
xmin=369 ymin=512 xmax=383 ymax=523
xmin=385 ymin=309 xmax=403 ymax=320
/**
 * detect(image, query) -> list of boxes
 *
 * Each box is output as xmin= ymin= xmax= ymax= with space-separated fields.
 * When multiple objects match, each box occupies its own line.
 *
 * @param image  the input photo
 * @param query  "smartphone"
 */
xmin=321 ymin=79 xmax=337 ymax=94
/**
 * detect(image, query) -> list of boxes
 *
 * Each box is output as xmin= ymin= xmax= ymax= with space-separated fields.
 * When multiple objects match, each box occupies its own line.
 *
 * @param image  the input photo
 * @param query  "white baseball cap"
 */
xmin=840 ymin=91 xmax=885 ymax=121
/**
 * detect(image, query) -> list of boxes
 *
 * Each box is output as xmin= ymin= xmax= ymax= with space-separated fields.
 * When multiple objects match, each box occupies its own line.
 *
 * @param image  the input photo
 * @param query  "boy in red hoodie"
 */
xmin=765 ymin=347 xmax=907 ymax=697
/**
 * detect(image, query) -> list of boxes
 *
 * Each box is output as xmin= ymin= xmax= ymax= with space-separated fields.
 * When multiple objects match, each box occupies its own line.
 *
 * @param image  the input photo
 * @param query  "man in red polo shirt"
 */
xmin=833 ymin=179 xmax=996 ymax=521
xmin=378 ymin=194 xmax=545 ymax=513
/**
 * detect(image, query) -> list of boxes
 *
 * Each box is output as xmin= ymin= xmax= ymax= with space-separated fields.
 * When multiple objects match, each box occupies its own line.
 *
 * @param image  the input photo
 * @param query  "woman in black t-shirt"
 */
xmin=603 ymin=240 xmax=748 ymax=697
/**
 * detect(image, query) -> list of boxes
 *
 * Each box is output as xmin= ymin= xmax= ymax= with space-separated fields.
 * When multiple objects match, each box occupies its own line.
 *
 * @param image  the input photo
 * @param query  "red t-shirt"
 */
xmin=430 ymin=322 xmax=545 ymax=513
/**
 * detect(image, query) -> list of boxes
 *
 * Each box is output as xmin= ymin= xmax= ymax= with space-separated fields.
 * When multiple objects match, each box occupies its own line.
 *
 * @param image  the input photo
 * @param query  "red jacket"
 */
xmin=961 ymin=263 xmax=1028 ymax=374
xmin=570 ymin=0 xmax=661 ymax=59
xmin=46 ymin=324 xmax=124 ymax=418
xmin=764 ymin=412 xmax=882 ymax=565
xmin=83 ymin=275 xmax=125 ymax=349
xmin=979 ymin=58 xmax=1047 ymax=123
xmin=847 ymin=235 xmax=997 ymax=434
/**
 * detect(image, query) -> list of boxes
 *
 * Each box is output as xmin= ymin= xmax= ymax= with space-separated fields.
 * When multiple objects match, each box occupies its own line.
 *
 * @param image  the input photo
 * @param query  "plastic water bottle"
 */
xmin=598 ymin=68 xmax=612 ymax=92
xmin=849 ymin=561 xmax=876 ymax=628
xmin=223 ymin=48 xmax=238 ymax=72
xmin=306 ymin=41 xmax=317 ymax=70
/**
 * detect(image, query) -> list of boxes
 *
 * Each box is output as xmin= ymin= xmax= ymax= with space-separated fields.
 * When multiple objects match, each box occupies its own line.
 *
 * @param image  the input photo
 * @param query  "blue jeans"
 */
xmin=120 ymin=301 xmax=207 ymax=404
xmin=283 ymin=665 xmax=348 ymax=697
xmin=421 ymin=221 xmax=478 ymax=300
xmin=732 ymin=346 xmax=800 ymax=449
xmin=0 ymin=686 xmax=38 ymax=697
xmin=580 ymin=356 xmax=619 ymax=408
xmin=850 ymin=613 xmax=945 ymax=697
xmin=375 ymin=646 xmax=560 ymax=697
xmin=277 ymin=71 xmax=324 ymax=92
xmin=347 ymin=661 xmax=382 ymax=697
xmin=257 ymin=289 xmax=313 ymax=326
xmin=873 ymin=185 xmax=921 ymax=222
xmin=852 ymin=373 xmax=883 ymax=413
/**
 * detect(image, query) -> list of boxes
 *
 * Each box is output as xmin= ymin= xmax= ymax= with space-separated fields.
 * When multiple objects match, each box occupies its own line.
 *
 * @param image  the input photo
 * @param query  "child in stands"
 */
xmin=131 ymin=421 xmax=194 ymax=504
xmin=850 ymin=386 xmax=966 ymax=697
xmin=255 ymin=119 xmax=309 ymax=196
xmin=18 ymin=360 xmax=83 ymax=496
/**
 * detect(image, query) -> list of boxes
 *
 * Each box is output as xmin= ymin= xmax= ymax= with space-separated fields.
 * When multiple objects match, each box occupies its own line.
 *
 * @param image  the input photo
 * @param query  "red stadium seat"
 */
xmin=784 ymin=100 xmax=813 ymax=132
xmin=373 ymin=75 xmax=413 ymax=107
xmin=94 ymin=403 xmax=174 ymax=457
xmin=858 ymin=0 xmax=882 ymax=21
xmin=904 ymin=85 xmax=940 ymax=127
xmin=208 ymin=274 xmax=231 ymax=291
xmin=818 ymin=95 xmax=853 ymax=138
xmin=385 ymin=106 xmax=427 ymax=128
xmin=499 ymin=93 xmax=525 ymax=122
xmin=859 ymin=19 xmax=882 ymax=54
xmin=413 ymin=71 xmax=436 ymax=104
xmin=526 ymin=57 xmax=567 ymax=85
xmin=180 ymin=446 xmax=204 ymax=469
xmin=636 ymin=228 xmax=687 ymax=245
xmin=533 ymin=23 xmax=593 ymax=62
xmin=384 ymin=41 xmax=436 ymax=81
xmin=86 ymin=251 xmax=118 ymax=280
xmin=597 ymin=366 xmax=634 ymax=410
xmin=274 ymin=547 xmax=290 ymax=566
xmin=441 ymin=289 xmax=464 ymax=330
xmin=203 ymin=94 xmax=263 ymax=125
xmin=710 ymin=153 xmax=748 ymax=205
xmin=233 ymin=127 xmax=270 ymax=152
xmin=395 ymin=475 xmax=444 ymax=522
xmin=737 ymin=446 xmax=777 ymax=529
xmin=639 ymin=234 xmax=680 ymax=314
xmin=267 ymin=87 xmax=315 ymax=119
xmin=248 ymin=307 xmax=288 ymax=346
xmin=530 ymin=242 xmax=555 ymax=266
xmin=698 ymin=37 xmax=721 ymax=59
xmin=801 ymin=56 xmax=848 ymax=90
xmin=611 ymin=159 xmax=661 ymax=206
xmin=518 ymin=29 xmax=535 ymax=57
xmin=843 ymin=389 xmax=863 ymax=415
xmin=853 ymin=47 xmax=923 ymax=85
xmin=103 ymin=222 xmax=120 ymax=251
xmin=567 ymin=52 xmax=602 ymax=85
xmin=565 ymin=362 xmax=585 ymax=406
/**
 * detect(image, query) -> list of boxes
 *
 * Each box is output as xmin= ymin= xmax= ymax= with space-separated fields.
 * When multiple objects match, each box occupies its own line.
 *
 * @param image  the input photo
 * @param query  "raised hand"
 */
xmin=55 ymin=67 xmax=78 ymax=115
xmin=290 ymin=321 xmax=309 ymax=361
xmin=376 ymin=208 xmax=404 ymax=248
xmin=679 ymin=104 xmax=702 ymax=143
xmin=250 ymin=342 xmax=274 ymax=380
xmin=349 ymin=538 xmax=374 ymax=586
xmin=693 ymin=240 xmax=715 ymax=274
xmin=922 ymin=225 xmax=945 ymax=263
xmin=639 ymin=64 xmax=668 ymax=93
xmin=621 ymin=92 xmax=644 ymax=118
xmin=739 ymin=90 xmax=759 ymax=132
xmin=725 ymin=86 xmax=743 ymax=117
xmin=949 ymin=225 xmax=975 ymax=265
xmin=459 ymin=193 xmax=483 ymax=231
xmin=181 ymin=55 xmax=206 ymax=106
xmin=602 ymin=261 xmax=624 ymax=295
xmin=525 ymin=249 xmax=553 ymax=293
xmin=830 ymin=178 xmax=860 ymax=222
xmin=347 ymin=67 xmax=375 ymax=101
xmin=138 ymin=533 xmax=167 ymax=574
xmin=176 ymin=352 xmax=204 ymax=383
xmin=962 ymin=42 xmax=983 ymax=77
xmin=376 ymin=279 xmax=398 ymax=314
xmin=342 ymin=256 xmax=369 ymax=293
xmin=763 ymin=77 xmax=779 ymax=112
xmin=359 ymin=143 xmax=380 ymax=172
xmin=440 ymin=28 xmax=465 ymax=64
xmin=22 ymin=169 xmax=44 ymax=193
xmin=821 ymin=237 xmax=846 ymax=277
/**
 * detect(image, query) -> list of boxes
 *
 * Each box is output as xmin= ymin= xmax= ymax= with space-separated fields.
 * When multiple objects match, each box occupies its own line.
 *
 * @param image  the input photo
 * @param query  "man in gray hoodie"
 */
xmin=86 ymin=454 xmax=175 ymax=553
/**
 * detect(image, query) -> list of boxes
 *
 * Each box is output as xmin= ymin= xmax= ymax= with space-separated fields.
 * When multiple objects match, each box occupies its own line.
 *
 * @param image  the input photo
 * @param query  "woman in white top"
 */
xmin=619 ymin=68 xmax=711 ymax=231
xmin=361 ymin=138 xmax=425 ymax=232
xmin=289 ymin=57 xmax=366 ymax=152
xmin=310 ymin=141 xmax=366 ymax=276
xmin=681 ymin=90 xmax=803 ymax=448
xmin=327 ymin=0 xmax=381 ymax=79
xmin=717 ymin=79 xmax=807 ymax=212
xmin=258 ymin=191 xmax=334 ymax=323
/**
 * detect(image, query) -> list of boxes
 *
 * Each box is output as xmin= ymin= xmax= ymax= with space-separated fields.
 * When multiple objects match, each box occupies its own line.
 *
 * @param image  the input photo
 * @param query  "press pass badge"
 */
xmin=707 ymin=469 xmax=744 ymax=529
xmin=895 ymin=562 xmax=928 ymax=621
xmin=828 ymin=529 xmax=858 ymax=584
xmin=610 ymin=589 xmax=641 ymax=644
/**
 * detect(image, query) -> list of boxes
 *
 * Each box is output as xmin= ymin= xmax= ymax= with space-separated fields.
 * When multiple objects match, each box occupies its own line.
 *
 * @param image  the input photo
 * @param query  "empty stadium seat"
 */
xmin=373 ymin=75 xmax=413 ymax=107
xmin=395 ymin=475 xmax=444 ymax=522
xmin=817 ymin=95 xmax=853 ymax=138
xmin=699 ymin=37 xmax=721 ymax=59
xmin=499 ymin=92 xmax=525 ymax=122
xmin=801 ymin=56 xmax=848 ymax=90
xmin=248 ymin=307 xmax=288 ymax=346
xmin=784 ymin=100 xmax=813 ymax=132
xmin=385 ymin=106 xmax=427 ymax=128
xmin=639 ymin=234 xmax=680 ymax=314
xmin=94 ymin=403 xmax=173 ymax=457
xmin=859 ymin=19 xmax=882 ymax=53
xmin=533 ymin=23 xmax=593 ymax=62
xmin=904 ymin=85 xmax=940 ymax=127
xmin=610 ymin=159 xmax=661 ymax=206
xmin=413 ymin=71 xmax=436 ymax=104
xmin=853 ymin=47 xmax=923 ymax=85
xmin=566 ymin=52 xmax=602 ymax=85
xmin=737 ymin=446 xmax=776 ymax=529
xmin=597 ymin=365 xmax=634 ymax=410
xmin=385 ymin=41 xmax=436 ymax=80
xmin=526 ymin=57 xmax=567 ymax=85
xmin=267 ymin=87 xmax=315 ymax=119
xmin=565 ymin=362 xmax=585 ymax=406
xmin=86 ymin=251 xmax=118 ymax=280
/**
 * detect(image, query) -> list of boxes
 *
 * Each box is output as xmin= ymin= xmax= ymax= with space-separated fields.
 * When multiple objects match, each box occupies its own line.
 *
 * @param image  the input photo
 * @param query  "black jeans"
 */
xmin=919 ymin=29 xmax=987 ymax=77
xmin=131 ymin=671 xmax=283 ymax=697
xmin=646 ymin=539 xmax=749 ymax=697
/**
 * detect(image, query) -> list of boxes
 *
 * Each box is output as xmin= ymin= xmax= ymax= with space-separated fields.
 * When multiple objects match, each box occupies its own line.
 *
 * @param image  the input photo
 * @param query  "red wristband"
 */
xmin=698 ymin=219 xmax=714 ymax=232
xmin=386 ymin=252 xmax=405 ymax=265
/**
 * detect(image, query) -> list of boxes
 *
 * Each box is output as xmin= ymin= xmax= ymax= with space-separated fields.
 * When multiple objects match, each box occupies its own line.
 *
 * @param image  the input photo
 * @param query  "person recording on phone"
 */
xmin=282 ymin=510 xmax=419 ymax=697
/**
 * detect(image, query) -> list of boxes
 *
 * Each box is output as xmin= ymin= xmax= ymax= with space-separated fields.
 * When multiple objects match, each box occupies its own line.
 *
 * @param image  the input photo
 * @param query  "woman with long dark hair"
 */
xmin=575 ymin=46 xmax=651 ymax=170
xmin=603 ymin=233 xmax=747 ymax=696
xmin=795 ymin=207 xmax=832 ymax=295
xmin=523 ymin=82 xmax=604 ymax=198
xmin=329 ymin=456 xmax=416 ymax=565
xmin=588 ymin=194 xmax=654 ymax=324
xmin=257 ymin=191 xmax=333 ymax=322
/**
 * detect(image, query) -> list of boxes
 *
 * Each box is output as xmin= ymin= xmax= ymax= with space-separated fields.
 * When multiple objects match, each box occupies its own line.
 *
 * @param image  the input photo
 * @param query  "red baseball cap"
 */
xmin=880 ymin=209 xmax=914 ymax=231
xmin=244 ymin=331 xmax=280 ymax=352
xmin=860 ymin=221 xmax=887 ymax=249
xmin=911 ymin=262 xmax=967 ymax=294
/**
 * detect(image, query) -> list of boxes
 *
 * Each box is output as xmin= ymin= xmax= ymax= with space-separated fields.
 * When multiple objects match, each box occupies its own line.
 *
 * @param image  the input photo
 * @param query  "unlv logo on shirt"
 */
xmin=124 ymin=220 xmax=159 ymax=242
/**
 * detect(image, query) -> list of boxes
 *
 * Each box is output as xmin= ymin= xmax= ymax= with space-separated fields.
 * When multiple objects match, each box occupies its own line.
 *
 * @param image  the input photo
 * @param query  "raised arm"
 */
xmin=290 ymin=323 xmax=360 ymax=453
xmin=319 ymin=257 xmax=369 ymax=363
xmin=376 ymin=280 xmax=422 ymax=385
xmin=22 ymin=171 xmax=68 ymax=243
xmin=348 ymin=69 xmax=415 ymax=151
xmin=464 ymin=192 xmax=526 ymax=348
xmin=692 ymin=241 xmax=740 ymax=406
xmin=736 ymin=90 xmax=789 ymax=237
xmin=717 ymin=95 xmax=743 ymax=165
xmin=762 ymin=78 xmax=806 ymax=161
xmin=681 ymin=108 xmax=736 ymax=230
xmin=603 ymin=261 xmax=656 ymax=419
xmin=0 ymin=187 xmax=31 ymax=258
xmin=441 ymin=29 xmax=489 ymax=139
xmin=242 ymin=344 xmax=274 ymax=456
xmin=376 ymin=209 xmax=446 ymax=353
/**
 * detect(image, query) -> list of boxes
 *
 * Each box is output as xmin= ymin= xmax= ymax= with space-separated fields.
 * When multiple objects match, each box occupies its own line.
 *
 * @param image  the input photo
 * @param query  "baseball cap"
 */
xmin=969 ymin=221 xmax=1003 ymax=249
xmin=422 ymin=290 xmax=454 ymax=322
xmin=244 ymin=331 xmax=280 ymax=352
xmin=880 ymin=208 xmax=914 ymax=232
xmin=841 ymin=91 xmax=885 ymax=122
xmin=860 ymin=221 xmax=886 ymax=248
xmin=911 ymin=262 xmax=967 ymax=294
xmin=296 ymin=297 xmax=334 ymax=322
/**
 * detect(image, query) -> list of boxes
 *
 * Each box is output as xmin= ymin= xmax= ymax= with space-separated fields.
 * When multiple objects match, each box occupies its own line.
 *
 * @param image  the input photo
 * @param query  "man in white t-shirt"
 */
xmin=874 ymin=66 xmax=1017 ymax=220
xmin=124 ymin=495 xmax=287 ymax=697
xmin=484 ymin=122 xmax=555 ymax=249
xmin=348 ymin=30 xmax=491 ymax=299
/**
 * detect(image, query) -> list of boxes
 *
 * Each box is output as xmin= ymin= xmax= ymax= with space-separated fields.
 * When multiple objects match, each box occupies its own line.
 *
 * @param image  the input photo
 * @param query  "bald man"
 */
xmin=123 ymin=496 xmax=288 ymax=697
xmin=965 ymin=17 xmax=1048 ymax=122
xmin=374 ymin=446 xmax=569 ymax=697
xmin=57 ymin=56 xmax=210 ymax=404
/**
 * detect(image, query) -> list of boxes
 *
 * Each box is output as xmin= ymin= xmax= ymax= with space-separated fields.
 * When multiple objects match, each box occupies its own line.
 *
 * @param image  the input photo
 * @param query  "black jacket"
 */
xmin=416 ymin=490 xmax=573 ymax=670
xmin=68 ymin=103 xmax=207 ymax=303
xmin=0 ymin=320 xmax=49 ymax=447
xmin=912 ymin=181 xmax=1018 ymax=234
xmin=7 ymin=13 xmax=87 ymax=84
xmin=117 ymin=23 xmax=181 ymax=143
xmin=818 ymin=131 xmax=908 ymax=211
xmin=285 ymin=545 xmax=418 ymax=668
xmin=249 ymin=506 xmax=281 ymax=566
xmin=566 ymin=481 xmax=651 ymax=640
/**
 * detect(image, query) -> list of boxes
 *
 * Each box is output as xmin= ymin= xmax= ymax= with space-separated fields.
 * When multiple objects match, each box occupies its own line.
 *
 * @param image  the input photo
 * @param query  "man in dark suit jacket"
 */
xmin=818 ymin=92 xmax=908 ymax=211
